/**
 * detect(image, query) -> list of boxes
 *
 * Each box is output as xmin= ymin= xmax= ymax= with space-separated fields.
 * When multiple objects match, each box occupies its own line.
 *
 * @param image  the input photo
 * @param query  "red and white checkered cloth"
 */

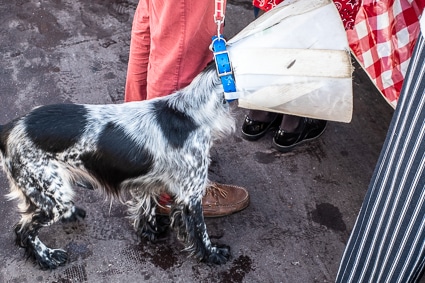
xmin=347 ymin=0 xmax=424 ymax=108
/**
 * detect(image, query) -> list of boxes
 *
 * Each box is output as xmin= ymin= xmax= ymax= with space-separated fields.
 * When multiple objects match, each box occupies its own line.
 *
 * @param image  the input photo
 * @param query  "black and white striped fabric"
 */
xmin=336 ymin=32 xmax=425 ymax=282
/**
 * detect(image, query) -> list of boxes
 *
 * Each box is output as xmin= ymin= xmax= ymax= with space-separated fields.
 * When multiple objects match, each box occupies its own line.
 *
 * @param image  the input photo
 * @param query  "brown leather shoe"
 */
xmin=157 ymin=181 xmax=249 ymax=218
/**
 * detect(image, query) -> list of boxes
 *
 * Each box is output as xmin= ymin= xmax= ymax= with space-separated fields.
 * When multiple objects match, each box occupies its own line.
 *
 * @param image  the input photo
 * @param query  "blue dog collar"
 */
xmin=211 ymin=35 xmax=236 ymax=98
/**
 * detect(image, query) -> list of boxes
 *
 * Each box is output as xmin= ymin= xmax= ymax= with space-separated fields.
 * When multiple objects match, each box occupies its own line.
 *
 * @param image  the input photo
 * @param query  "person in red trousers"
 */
xmin=125 ymin=0 xmax=249 ymax=217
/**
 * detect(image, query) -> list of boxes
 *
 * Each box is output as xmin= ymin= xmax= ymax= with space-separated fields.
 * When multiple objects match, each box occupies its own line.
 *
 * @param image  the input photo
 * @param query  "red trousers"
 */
xmin=125 ymin=0 xmax=219 ymax=101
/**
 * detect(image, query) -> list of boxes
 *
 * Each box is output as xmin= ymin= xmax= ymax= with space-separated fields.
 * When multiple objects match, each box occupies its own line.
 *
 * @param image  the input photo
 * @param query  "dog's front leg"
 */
xmin=170 ymin=199 xmax=230 ymax=264
xmin=127 ymin=192 xmax=169 ymax=242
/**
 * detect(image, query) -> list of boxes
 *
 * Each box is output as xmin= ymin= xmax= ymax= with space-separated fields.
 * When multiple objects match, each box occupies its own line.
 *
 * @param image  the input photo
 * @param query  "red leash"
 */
xmin=214 ymin=0 xmax=226 ymax=38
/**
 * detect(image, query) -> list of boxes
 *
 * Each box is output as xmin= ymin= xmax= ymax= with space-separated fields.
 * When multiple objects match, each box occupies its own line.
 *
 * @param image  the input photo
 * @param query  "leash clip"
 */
xmin=214 ymin=0 xmax=225 ymax=38
xmin=211 ymin=35 xmax=236 ymax=96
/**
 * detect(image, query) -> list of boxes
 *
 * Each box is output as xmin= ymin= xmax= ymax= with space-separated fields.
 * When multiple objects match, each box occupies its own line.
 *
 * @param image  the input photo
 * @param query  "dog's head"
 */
xmin=165 ymin=62 xmax=236 ymax=140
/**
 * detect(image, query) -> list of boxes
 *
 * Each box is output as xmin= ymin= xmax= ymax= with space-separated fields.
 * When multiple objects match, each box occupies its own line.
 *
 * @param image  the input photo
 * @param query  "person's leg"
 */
xmin=146 ymin=0 xmax=217 ymax=99
xmin=125 ymin=0 xmax=249 ymax=217
xmin=125 ymin=0 xmax=150 ymax=102
xmin=272 ymin=115 xmax=327 ymax=152
xmin=336 ymin=32 xmax=425 ymax=282
xmin=241 ymin=110 xmax=282 ymax=141
xmin=241 ymin=5 xmax=326 ymax=148
xmin=241 ymin=6 xmax=281 ymax=141
xmin=125 ymin=0 xmax=216 ymax=101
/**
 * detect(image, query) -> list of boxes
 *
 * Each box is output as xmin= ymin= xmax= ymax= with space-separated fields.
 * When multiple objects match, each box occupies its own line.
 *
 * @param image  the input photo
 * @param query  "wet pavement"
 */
xmin=0 ymin=1 xmax=395 ymax=282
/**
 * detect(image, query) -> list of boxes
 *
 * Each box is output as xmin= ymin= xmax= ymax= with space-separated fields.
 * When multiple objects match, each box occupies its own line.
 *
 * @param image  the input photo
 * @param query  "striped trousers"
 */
xmin=336 ymin=33 xmax=425 ymax=282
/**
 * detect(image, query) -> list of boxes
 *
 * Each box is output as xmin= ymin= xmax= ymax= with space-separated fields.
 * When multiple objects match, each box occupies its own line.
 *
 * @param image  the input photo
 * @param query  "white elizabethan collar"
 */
xmin=226 ymin=0 xmax=353 ymax=123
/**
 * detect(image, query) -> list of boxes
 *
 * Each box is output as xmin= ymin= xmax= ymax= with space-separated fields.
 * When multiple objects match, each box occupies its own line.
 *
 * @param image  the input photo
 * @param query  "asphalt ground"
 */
xmin=0 ymin=0 xmax=396 ymax=282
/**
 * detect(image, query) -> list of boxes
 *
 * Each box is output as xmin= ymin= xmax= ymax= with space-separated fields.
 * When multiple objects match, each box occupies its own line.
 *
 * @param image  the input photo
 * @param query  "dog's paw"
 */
xmin=138 ymin=226 xmax=169 ymax=243
xmin=205 ymin=244 xmax=231 ymax=265
xmin=138 ymin=228 xmax=157 ymax=242
xmin=61 ymin=207 xmax=86 ymax=223
xmin=156 ymin=215 xmax=171 ymax=234
xmin=35 ymin=248 xmax=68 ymax=270
xmin=137 ymin=215 xmax=170 ymax=242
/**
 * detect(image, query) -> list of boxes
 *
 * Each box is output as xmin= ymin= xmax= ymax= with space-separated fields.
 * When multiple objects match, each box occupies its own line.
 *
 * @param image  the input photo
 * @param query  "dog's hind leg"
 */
xmin=15 ymin=209 xmax=69 ymax=269
xmin=10 ymin=165 xmax=78 ymax=269
xmin=170 ymin=195 xmax=230 ymax=264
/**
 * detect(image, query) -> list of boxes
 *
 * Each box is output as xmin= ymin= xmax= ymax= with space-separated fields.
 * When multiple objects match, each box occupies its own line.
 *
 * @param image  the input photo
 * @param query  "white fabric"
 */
xmin=226 ymin=0 xmax=353 ymax=123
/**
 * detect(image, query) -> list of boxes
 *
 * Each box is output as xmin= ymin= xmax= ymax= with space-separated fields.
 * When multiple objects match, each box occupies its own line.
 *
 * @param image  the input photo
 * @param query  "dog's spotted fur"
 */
xmin=0 ymin=64 xmax=235 ymax=269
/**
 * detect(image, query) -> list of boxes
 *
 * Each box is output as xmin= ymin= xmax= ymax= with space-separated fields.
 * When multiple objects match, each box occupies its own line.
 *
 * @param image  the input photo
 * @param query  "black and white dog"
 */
xmin=0 ymin=63 xmax=235 ymax=269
